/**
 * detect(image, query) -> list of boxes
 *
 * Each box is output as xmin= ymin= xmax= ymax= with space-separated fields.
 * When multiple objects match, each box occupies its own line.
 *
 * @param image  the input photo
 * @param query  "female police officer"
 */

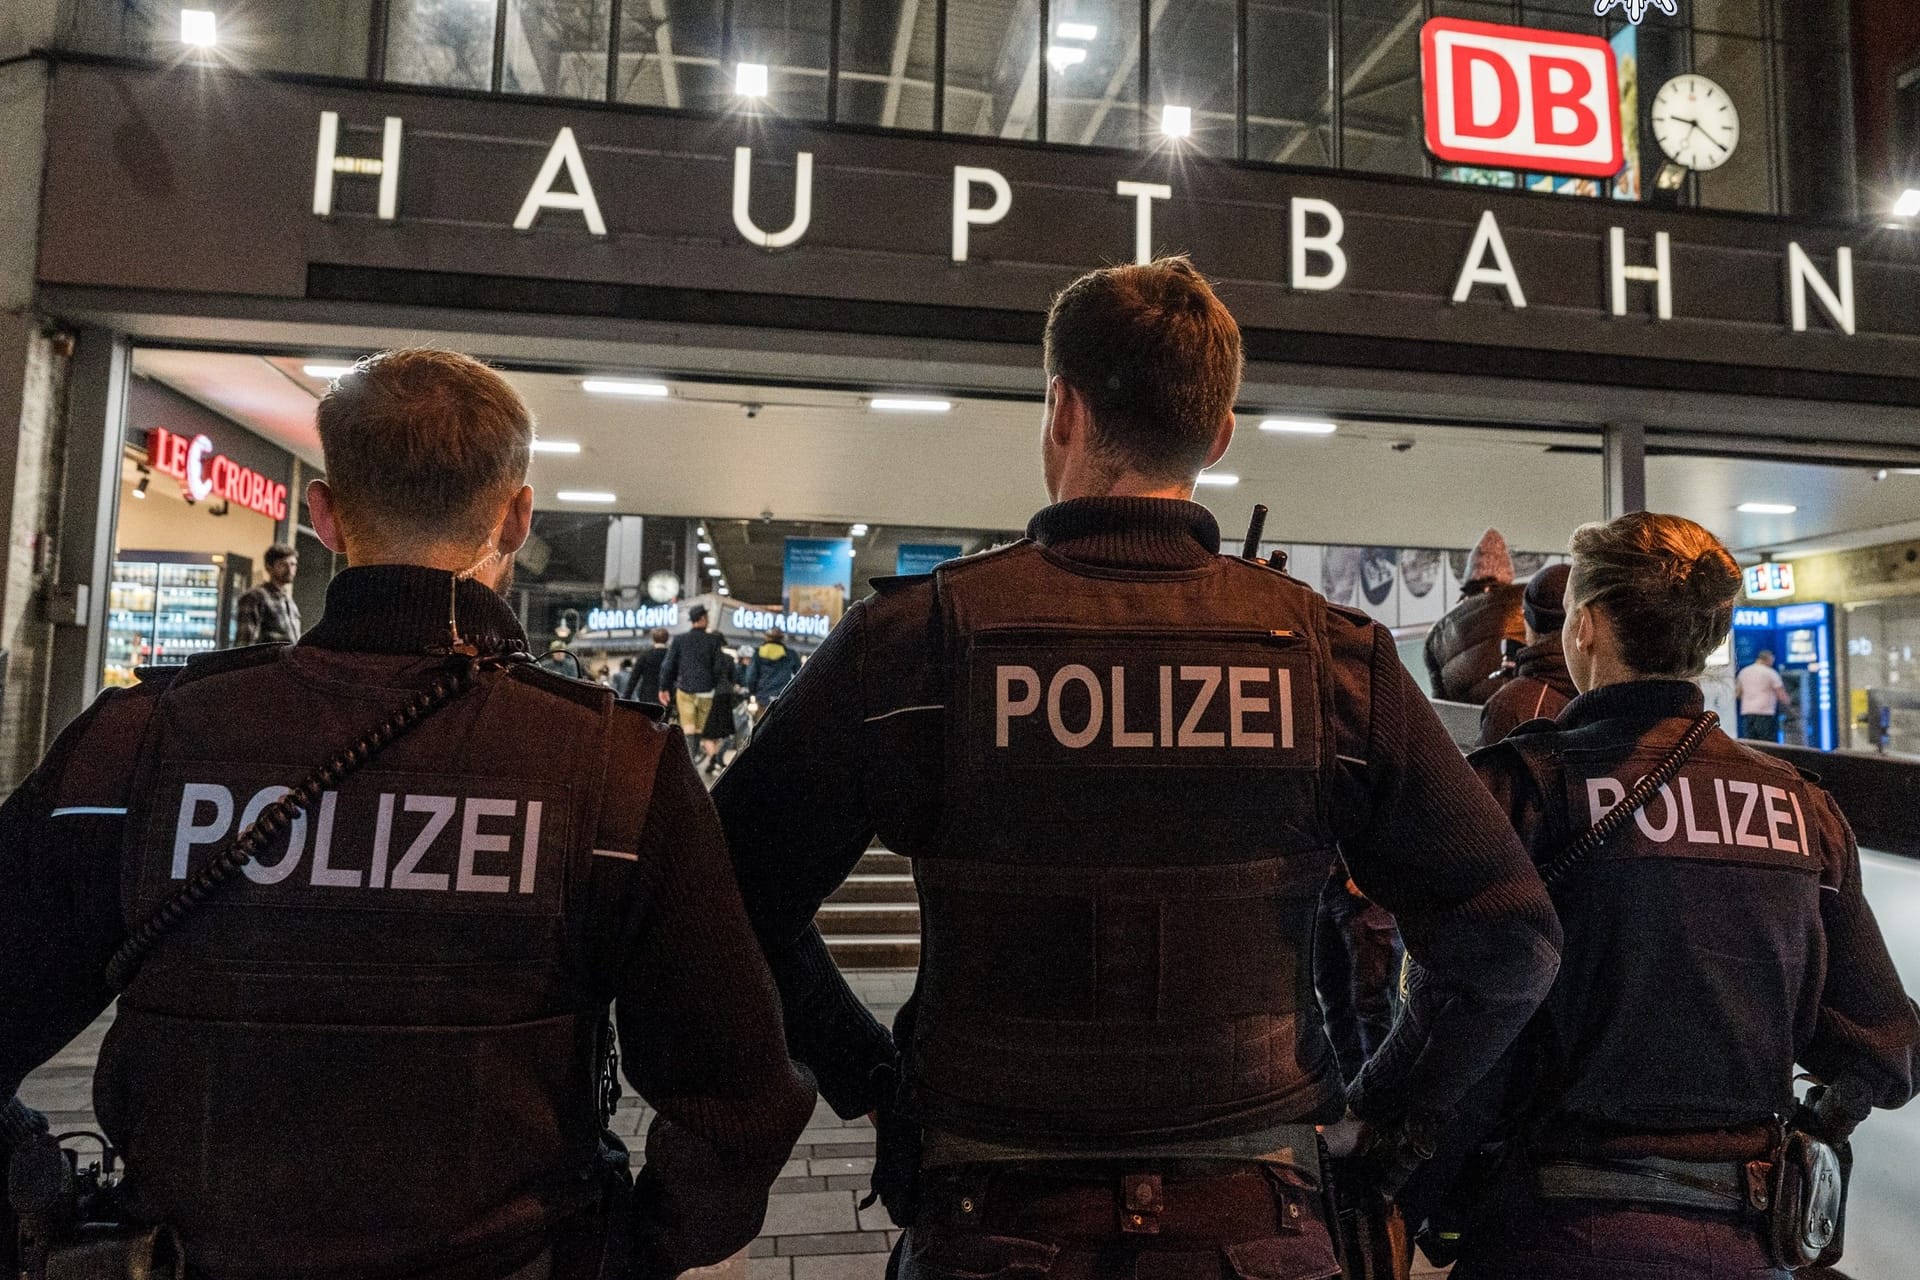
xmin=1454 ymin=511 xmax=1917 ymax=1279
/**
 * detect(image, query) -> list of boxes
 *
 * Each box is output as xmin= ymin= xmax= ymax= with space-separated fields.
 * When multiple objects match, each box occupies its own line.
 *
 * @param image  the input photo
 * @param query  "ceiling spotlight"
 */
xmin=1737 ymin=502 xmax=1797 ymax=515
xmin=581 ymin=379 xmax=669 ymax=397
xmin=133 ymin=474 xmax=150 ymax=499
xmin=302 ymin=363 xmax=354 ymax=379
xmin=181 ymin=8 xmax=217 ymax=46
xmin=869 ymin=397 xmax=952 ymax=413
xmin=556 ymin=490 xmax=617 ymax=503
xmin=1161 ymin=105 xmax=1193 ymax=139
xmin=530 ymin=440 xmax=582 ymax=454
xmin=707 ymin=566 xmax=721 ymax=577
xmin=850 ymin=523 xmax=869 ymax=536
xmin=696 ymin=524 xmax=707 ymax=535
xmin=1894 ymin=189 xmax=1920 ymax=219
xmin=1056 ymin=21 xmax=1098 ymax=39
xmin=703 ymin=556 xmax=718 ymax=566
xmin=1195 ymin=472 xmax=1239 ymax=487
xmin=1258 ymin=418 xmax=1338 ymax=435
xmin=736 ymin=62 xmax=770 ymax=98
xmin=1046 ymin=46 xmax=1088 ymax=72
xmin=718 ymin=587 xmax=730 ymax=596
xmin=697 ymin=541 xmax=713 ymax=552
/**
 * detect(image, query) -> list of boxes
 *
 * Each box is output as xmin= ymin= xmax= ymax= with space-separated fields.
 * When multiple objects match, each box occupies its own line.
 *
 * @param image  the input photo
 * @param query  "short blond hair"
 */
xmin=315 ymin=349 xmax=532 ymax=546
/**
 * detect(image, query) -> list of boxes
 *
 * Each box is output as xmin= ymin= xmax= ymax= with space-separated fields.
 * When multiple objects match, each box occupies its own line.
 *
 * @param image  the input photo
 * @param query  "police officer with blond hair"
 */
xmin=0 ymin=348 xmax=813 ymax=1279
xmin=717 ymin=257 xmax=1563 ymax=1277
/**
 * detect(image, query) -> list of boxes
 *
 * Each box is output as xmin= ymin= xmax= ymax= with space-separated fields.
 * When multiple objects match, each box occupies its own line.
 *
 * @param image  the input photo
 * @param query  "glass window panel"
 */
xmin=1045 ymin=0 xmax=1140 ymax=148
xmin=616 ymin=0 xmax=725 ymax=109
xmin=1246 ymin=0 xmax=1332 ymax=167
xmin=730 ymin=0 xmax=832 ymax=120
xmin=1341 ymin=0 xmax=1426 ymax=176
xmin=503 ymin=0 xmax=612 ymax=99
xmin=1775 ymin=0 xmax=1847 ymax=44
xmin=172 ymin=0 xmax=374 ymax=77
xmin=1517 ymin=6 xmax=1603 ymax=36
xmin=387 ymin=0 xmax=499 ymax=89
xmin=1148 ymin=0 xmax=1237 ymax=158
xmin=943 ymin=0 xmax=1041 ymax=140
xmin=1692 ymin=33 xmax=1774 ymax=212
xmin=1691 ymin=0 xmax=1766 ymax=35
xmin=1774 ymin=41 xmax=1853 ymax=216
xmin=836 ymin=0 xmax=938 ymax=130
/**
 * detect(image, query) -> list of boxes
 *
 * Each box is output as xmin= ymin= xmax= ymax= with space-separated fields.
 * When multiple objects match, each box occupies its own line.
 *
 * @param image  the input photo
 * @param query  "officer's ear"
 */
xmin=1201 ymin=413 xmax=1235 ymax=470
xmin=308 ymin=480 xmax=347 ymax=555
xmin=497 ymin=484 xmax=535 ymax=558
xmin=1047 ymin=375 xmax=1088 ymax=452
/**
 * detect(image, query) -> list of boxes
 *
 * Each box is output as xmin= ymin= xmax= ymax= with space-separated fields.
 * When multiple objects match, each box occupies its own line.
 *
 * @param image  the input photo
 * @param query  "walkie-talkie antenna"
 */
xmin=1241 ymin=504 xmax=1269 ymax=561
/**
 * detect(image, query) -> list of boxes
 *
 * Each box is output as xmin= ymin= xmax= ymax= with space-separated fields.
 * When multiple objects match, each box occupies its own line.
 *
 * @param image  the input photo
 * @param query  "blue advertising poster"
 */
xmin=896 ymin=543 xmax=963 ymax=576
xmin=783 ymin=537 xmax=854 ymax=623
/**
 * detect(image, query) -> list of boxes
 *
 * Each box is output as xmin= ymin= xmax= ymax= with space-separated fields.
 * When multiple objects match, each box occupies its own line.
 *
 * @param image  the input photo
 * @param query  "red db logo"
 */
xmin=1421 ymin=18 xmax=1622 ymax=179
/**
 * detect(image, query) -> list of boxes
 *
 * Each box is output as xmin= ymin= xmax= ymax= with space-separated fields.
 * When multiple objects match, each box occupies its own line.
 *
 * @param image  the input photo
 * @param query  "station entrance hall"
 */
xmin=3 ymin=0 xmax=1920 ymax=1278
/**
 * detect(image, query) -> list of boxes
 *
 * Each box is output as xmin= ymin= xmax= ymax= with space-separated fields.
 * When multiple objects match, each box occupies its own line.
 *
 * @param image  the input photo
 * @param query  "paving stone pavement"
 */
xmin=19 ymin=967 xmax=1443 ymax=1278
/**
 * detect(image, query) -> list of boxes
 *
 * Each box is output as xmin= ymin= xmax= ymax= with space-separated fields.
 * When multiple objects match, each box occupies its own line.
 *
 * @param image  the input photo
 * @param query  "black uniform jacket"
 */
xmin=0 ymin=567 xmax=815 ymax=1279
xmin=715 ymin=497 xmax=1563 ymax=1130
xmin=1477 ymin=636 xmax=1578 ymax=748
xmin=1470 ymin=679 xmax=1918 ymax=1145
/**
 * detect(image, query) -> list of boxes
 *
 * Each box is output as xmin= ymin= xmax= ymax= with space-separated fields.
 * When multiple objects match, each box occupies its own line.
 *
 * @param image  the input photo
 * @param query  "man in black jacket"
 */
xmin=624 ymin=628 xmax=670 ymax=704
xmin=1477 ymin=564 xmax=1579 ymax=746
xmin=0 ymin=349 xmax=813 ymax=1280
xmin=715 ymin=258 xmax=1561 ymax=1280
xmin=1425 ymin=529 xmax=1526 ymax=705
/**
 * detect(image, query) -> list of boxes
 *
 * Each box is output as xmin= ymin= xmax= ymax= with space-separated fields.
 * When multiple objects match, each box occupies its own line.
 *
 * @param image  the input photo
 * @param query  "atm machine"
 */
xmin=1730 ymin=603 xmax=1838 ymax=752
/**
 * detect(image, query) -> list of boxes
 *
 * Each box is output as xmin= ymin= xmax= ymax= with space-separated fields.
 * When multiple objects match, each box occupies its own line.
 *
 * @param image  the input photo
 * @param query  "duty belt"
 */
xmin=920 ymin=1123 xmax=1321 ymax=1176
xmin=1534 ymin=1155 xmax=1768 ymax=1215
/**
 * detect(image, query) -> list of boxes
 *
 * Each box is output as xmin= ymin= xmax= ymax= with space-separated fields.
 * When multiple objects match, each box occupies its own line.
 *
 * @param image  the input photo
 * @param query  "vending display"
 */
xmin=103 ymin=550 xmax=236 ymax=687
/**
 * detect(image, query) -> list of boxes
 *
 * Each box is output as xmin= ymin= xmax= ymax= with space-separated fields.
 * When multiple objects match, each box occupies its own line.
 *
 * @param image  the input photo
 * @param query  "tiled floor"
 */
xmin=20 ymin=969 xmax=1445 ymax=1278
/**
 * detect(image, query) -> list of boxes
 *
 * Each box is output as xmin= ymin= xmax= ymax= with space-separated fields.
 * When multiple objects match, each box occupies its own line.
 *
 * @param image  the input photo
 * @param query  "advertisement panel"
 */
xmin=896 ymin=543 xmax=963 ymax=576
xmin=783 ymin=537 xmax=854 ymax=624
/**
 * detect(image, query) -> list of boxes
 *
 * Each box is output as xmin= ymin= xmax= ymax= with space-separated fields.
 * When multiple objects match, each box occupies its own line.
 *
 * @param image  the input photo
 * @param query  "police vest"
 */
xmin=101 ymin=645 xmax=661 ymax=1278
xmin=1501 ymin=716 xmax=1829 ymax=1135
xmin=908 ymin=542 xmax=1344 ymax=1144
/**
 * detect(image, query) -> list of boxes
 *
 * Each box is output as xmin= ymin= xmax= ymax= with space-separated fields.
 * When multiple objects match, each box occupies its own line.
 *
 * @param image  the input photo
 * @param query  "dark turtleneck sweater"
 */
xmin=301 ymin=564 xmax=530 ymax=657
xmin=716 ymin=496 xmax=1562 ymax=1132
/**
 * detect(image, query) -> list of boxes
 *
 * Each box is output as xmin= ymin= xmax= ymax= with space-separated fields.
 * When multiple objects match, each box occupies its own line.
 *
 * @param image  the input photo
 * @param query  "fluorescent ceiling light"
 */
xmin=530 ymin=440 xmax=581 ymax=454
xmin=1161 ymin=105 xmax=1193 ymax=139
xmin=581 ymin=378 xmax=669 ymax=397
xmin=181 ymin=9 xmax=216 ymax=46
xmin=869 ymin=397 xmax=952 ymax=413
xmin=1195 ymin=472 xmax=1239 ymax=487
xmin=1056 ymin=21 xmax=1098 ymax=39
xmin=736 ymin=62 xmax=770 ymax=98
xmin=1258 ymin=418 xmax=1338 ymax=435
xmin=556 ymin=490 xmax=617 ymax=503
xmin=697 ymin=541 xmax=712 ymax=552
xmin=850 ymin=523 xmax=869 ymax=536
xmin=1045 ymin=46 xmax=1088 ymax=72
xmin=1737 ymin=502 xmax=1797 ymax=515
xmin=302 ymin=363 xmax=354 ymax=379
xmin=1895 ymin=189 xmax=1920 ymax=219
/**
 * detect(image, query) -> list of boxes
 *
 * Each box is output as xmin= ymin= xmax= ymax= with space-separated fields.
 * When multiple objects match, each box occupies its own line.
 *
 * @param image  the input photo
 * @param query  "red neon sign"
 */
xmin=146 ymin=427 xmax=289 ymax=521
xmin=1421 ymin=18 xmax=1623 ymax=179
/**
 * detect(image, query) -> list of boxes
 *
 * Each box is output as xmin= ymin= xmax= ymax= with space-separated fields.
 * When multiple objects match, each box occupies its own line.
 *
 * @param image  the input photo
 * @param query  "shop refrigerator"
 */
xmin=104 ymin=551 xmax=249 ymax=687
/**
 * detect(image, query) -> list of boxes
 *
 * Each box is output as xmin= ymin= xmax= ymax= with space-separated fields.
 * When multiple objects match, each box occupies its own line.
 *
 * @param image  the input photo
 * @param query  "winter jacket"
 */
xmin=744 ymin=642 xmax=802 ymax=700
xmin=1424 ymin=582 xmax=1526 ymax=705
xmin=1476 ymin=634 xmax=1579 ymax=746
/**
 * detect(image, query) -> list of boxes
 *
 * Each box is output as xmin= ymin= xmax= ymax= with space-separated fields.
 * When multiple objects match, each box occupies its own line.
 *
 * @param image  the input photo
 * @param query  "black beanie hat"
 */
xmin=1524 ymin=564 xmax=1571 ymax=634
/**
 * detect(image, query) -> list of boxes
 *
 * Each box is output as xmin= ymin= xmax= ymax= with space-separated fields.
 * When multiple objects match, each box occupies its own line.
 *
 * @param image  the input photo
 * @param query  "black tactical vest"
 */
xmin=1501 ymin=716 xmax=1830 ymax=1135
xmin=908 ymin=542 xmax=1344 ymax=1143
xmin=98 ymin=645 xmax=660 ymax=1278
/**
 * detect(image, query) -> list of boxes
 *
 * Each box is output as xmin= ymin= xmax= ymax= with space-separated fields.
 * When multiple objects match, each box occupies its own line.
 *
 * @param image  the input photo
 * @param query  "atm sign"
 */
xmin=1421 ymin=18 xmax=1623 ymax=179
xmin=1744 ymin=562 xmax=1796 ymax=601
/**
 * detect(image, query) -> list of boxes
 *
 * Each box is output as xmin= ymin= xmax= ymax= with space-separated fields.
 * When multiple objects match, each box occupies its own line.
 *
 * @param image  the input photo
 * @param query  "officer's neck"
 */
xmin=1052 ymin=467 xmax=1196 ymax=503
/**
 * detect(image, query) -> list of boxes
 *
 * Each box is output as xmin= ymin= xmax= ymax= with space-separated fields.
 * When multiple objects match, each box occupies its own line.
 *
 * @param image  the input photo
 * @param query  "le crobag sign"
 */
xmin=147 ymin=427 xmax=290 ymax=521
xmin=1422 ymin=18 xmax=1623 ymax=179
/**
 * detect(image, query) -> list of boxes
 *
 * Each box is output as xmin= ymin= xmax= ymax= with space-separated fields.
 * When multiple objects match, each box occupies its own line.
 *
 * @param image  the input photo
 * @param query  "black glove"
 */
xmin=1793 ymin=1079 xmax=1868 ymax=1146
xmin=1348 ymin=1109 xmax=1444 ymax=1201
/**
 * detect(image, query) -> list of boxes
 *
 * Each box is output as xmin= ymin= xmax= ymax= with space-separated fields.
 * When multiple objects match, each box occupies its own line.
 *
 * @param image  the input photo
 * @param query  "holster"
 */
xmin=1760 ymin=1128 xmax=1847 ymax=1271
xmin=866 ymin=1064 xmax=922 ymax=1229
xmin=1320 ymin=1143 xmax=1412 ymax=1280
xmin=10 ymin=1133 xmax=183 ymax=1280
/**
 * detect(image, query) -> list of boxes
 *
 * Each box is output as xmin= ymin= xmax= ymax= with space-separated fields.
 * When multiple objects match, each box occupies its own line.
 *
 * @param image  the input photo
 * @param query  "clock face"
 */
xmin=1651 ymin=74 xmax=1740 ymax=172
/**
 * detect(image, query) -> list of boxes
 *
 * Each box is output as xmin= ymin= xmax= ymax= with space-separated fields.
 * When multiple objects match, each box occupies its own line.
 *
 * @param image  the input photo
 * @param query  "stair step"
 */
xmin=816 ymin=902 xmax=921 ymax=935
xmin=828 ymin=873 xmax=919 ymax=904
xmin=856 ymin=849 xmax=912 ymax=876
xmin=827 ymin=935 xmax=922 ymax=969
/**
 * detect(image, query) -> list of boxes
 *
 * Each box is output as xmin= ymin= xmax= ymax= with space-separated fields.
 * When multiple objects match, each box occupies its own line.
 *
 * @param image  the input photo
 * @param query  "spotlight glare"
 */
xmin=1895 ymin=189 xmax=1920 ymax=219
xmin=736 ymin=62 xmax=770 ymax=98
xmin=1161 ymin=105 xmax=1193 ymax=139
xmin=181 ymin=9 xmax=217 ymax=46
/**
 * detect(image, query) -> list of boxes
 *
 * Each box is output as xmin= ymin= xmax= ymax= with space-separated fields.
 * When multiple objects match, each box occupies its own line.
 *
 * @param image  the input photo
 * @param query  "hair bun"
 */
xmin=1686 ymin=547 xmax=1742 ymax=607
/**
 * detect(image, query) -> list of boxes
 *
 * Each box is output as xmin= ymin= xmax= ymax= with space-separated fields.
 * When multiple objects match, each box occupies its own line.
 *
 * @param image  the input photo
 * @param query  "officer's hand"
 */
xmin=657 ymin=692 xmax=670 ymax=706
xmin=1319 ymin=1114 xmax=1367 ymax=1159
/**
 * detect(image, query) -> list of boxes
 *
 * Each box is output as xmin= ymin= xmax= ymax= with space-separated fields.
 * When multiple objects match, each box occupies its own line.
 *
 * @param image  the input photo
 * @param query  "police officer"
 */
xmin=0 ymin=349 xmax=814 ymax=1279
xmin=1455 ymin=511 xmax=1919 ymax=1279
xmin=714 ymin=258 xmax=1563 ymax=1278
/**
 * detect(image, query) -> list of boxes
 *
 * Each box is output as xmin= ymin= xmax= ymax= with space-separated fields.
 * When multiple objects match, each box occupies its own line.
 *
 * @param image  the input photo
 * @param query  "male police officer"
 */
xmin=0 ymin=349 xmax=814 ymax=1279
xmin=715 ymin=258 xmax=1563 ymax=1277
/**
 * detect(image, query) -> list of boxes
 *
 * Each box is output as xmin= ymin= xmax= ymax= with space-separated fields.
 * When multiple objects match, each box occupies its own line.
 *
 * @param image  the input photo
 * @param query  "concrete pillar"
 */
xmin=1602 ymin=422 xmax=1648 ymax=520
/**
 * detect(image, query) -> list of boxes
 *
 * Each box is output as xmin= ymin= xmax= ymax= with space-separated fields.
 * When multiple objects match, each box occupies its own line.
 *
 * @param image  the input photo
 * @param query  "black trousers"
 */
xmin=1740 ymin=713 xmax=1782 ymax=742
xmin=895 ymin=1163 xmax=1339 ymax=1280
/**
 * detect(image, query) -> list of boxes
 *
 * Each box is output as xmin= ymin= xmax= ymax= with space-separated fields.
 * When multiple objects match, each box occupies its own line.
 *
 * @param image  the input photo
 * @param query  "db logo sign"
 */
xmin=1421 ymin=18 xmax=1622 ymax=179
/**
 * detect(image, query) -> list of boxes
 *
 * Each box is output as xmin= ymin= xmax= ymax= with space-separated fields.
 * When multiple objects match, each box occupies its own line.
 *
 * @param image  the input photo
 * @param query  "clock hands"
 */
xmin=1660 ymin=115 xmax=1729 ymax=158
